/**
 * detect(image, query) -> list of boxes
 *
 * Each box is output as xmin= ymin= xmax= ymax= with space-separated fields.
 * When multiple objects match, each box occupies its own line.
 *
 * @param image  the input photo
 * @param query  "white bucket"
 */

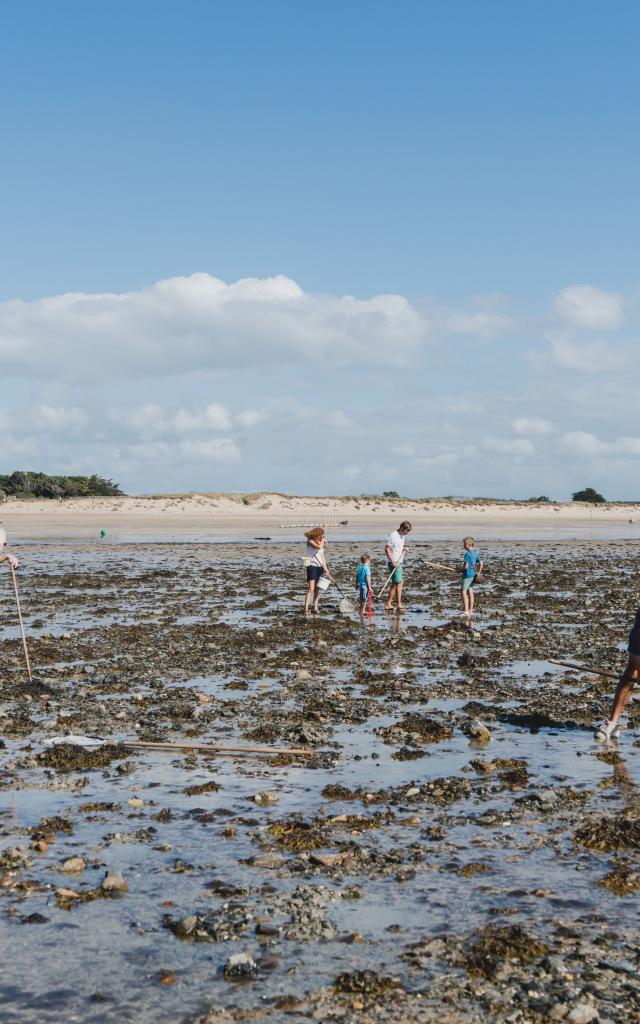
xmin=317 ymin=575 xmax=331 ymax=591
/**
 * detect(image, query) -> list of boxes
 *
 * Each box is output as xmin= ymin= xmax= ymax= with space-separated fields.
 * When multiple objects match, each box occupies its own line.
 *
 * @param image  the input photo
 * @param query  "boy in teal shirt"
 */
xmin=461 ymin=536 xmax=483 ymax=616
xmin=356 ymin=553 xmax=373 ymax=612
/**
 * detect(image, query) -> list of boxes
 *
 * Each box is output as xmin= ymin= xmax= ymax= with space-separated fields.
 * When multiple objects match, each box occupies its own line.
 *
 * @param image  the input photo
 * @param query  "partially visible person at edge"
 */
xmin=460 ymin=536 xmax=483 ymax=617
xmin=0 ymin=528 xmax=19 ymax=571
xmin=595 ymin=608 xmax=640 ymax=741
xmin=384 ymin=521 xmax=412 ymax=612
xmin=304 ymin=527 xmax=330 ymax=615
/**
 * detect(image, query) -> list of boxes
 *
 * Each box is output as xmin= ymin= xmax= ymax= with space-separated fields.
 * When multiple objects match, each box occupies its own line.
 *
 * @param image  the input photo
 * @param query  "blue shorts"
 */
xmin=461 ymin=575 xmax=475 ymax=591
xmin=387 ymin=561 xmax=403 ymax=584
xmin=307 ymin=565 xmax=324 ymax=582
xmin=358 ymin=584 xmax=369 ymax=601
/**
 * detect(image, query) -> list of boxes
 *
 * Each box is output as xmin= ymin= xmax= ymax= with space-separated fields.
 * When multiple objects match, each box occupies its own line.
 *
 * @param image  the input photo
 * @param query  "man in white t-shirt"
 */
xmin=384 ymin=520 xmax=412 ymax=611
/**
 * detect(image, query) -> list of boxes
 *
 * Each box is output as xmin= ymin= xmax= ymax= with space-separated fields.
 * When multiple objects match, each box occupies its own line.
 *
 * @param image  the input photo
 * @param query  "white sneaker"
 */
xmin=594 ymin=719 xmax=620 ymax=741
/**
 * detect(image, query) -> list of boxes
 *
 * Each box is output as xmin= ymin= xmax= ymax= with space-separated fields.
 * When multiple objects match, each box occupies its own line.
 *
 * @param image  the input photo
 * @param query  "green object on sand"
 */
xmin=100 ymin=529 xmax=107 ymax=538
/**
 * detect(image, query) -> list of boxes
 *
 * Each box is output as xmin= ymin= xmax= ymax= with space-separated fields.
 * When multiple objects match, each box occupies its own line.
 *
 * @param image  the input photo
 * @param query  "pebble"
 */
xmin=253 ymin=791 xmax=279 ymax=806
xmin=127 ymin=798 xmax=144 ymax=808
xmin=295 ymin=669 xmax=312 ymax=681
xmin=223 ymin=952 xmax=259 ymax=980
xmin=405 ymin=787 xmax=420 ymax=798
xmin=60 ymin=857 xmax=86 ymax=873
xmin=469 ymin=720 xmax=491 ymax=742
xmin=567 ymin=1004 xmax=599 ymax=1024
xmin=101 ymin=871 xmax=128 ymax=893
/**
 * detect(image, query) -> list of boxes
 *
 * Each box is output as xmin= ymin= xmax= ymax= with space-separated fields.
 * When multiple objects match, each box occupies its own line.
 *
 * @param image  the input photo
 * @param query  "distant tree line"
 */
xmin=0 ymin=471 xmax=124 ymax=499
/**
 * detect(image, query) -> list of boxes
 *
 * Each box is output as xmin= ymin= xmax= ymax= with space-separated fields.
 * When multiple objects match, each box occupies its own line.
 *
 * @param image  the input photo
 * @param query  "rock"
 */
xmin=195 ymin=692 xmax=210 ymax=703
xmin=101 ymin=870 xmax=128 ymax=893
xmin=175 ymin=914 xmax=198 ymax=937
xmin=249 ymin=853 xmax=285 ymax=869
xmin=566 ymin=1005 xmax=598 ymax=1024
xmin=32 ymin=839 xmax=48 ymax=853
xmin=310 ymin=851 xmax=346 ymax=868
xmin=295 ymin=670 xmax=311 ymax=681
xmin=223 ymin=952 xmax=259 ymax=980
xmin=549 ymin=1007 xmax=569 ymax=1022
xmin=60 ymin=856 xmax=86 ymax=873
xmin=405 ymin=787 xmax=420 ymax=798
xmin=253 ymin=791 xmax=279 ymax=806
xmin=469 ymin=720 xmax=491 ymax=742
xmin=127 ymin=797 xmax=144 ymax=808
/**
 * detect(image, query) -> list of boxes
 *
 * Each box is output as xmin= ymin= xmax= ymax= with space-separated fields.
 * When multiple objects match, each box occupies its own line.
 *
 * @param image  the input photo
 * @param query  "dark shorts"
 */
xmin=307 ymin=565 xmax=324 ymax=582
xmin=628 ymin=621 xmax=640 ymax=656
xmin=358 ymin=584 xmax=369 ymax=601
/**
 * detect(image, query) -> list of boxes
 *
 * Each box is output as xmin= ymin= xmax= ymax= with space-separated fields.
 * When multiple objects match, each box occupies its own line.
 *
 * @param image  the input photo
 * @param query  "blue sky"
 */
xmin=1 ymin=1 xmax=639 ymax=498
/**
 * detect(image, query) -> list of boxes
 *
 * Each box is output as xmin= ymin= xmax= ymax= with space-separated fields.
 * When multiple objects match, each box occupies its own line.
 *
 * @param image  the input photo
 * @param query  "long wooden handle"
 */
xmin=376 ymin=567 xmax=396 ymax=600
xmin=124 ymin=739 xmax=315 ymax=757
xmin=423 ymin=560 xmax=458 ymax=574
xmin=548 ymin=658 xmax=619 ymax=681
xmin=10 ymin=566 xmax=32 ymax=681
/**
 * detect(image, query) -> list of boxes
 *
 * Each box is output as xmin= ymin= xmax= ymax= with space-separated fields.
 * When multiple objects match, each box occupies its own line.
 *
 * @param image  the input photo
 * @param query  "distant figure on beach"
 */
xmin=384 ymin=521 xmax=412 ymax=611
xmin=0 ymin=528 xmax=19 ymax=572
xmin=460 ymin=536 xmax=483 ymax=617
xmin=355 ymin=552 xmax=373 ymax=613
xmin=304 ymin=527 xmax=330 ymax=615
xmin=594 ymin=609 xmax=640 ymax=741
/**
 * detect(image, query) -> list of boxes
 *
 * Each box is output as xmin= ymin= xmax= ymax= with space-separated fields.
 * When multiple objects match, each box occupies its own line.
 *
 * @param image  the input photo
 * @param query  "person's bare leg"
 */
xmin=386 ymin=583 xmax=397 ymax=610
xmin=610 ymin=655 xmax=640 ymax=724
xmin=304 ymin=580 xmax=316 ymax=615
xmin=397 ymin=582 xmax=405 ymax=611
xmin=462 ymin=587 xmax=470 ymax=615
xmin=468 ymin=587 xmax=475 ymax=614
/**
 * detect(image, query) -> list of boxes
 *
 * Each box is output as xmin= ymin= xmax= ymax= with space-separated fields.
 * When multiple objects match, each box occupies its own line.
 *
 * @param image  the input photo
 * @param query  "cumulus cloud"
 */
xmin=437 ymin=309 xmax=515 ymax=338
xmin=33 ymin=404 xmax=88 ymax=434
xmin=560 ymin=431 xmax=640 ymax=458
xmin=0 ymin=273 xmax=428 ymax=381
xmin=236 ymin=409 xmax=268 ymax=429
xmin=549 ymin=335 xmax=622 ymax=373
xmin=483 ymin=437 xmax=535 ymax=456
xmin=553 ymin=285 xmax=623 ymax=330
xmin=512 ymin=417 xmax=554 ymax=435
xmin=327 ymin=410 xmax=354 ymax=428
xmin=173 ymin=404 xmax=232 ymax=433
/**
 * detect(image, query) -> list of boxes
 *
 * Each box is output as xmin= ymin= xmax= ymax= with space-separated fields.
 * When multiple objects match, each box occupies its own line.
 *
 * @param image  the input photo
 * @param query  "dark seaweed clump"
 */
xmin=462 ymin=924 xmax=550 ymax=978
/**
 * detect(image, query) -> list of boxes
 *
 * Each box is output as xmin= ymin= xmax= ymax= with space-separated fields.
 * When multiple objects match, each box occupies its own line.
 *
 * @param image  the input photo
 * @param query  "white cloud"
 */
xmin=326 ymin=410 xmax=354 ymax=428
xmin=512 ymin=417 xmax=554 ymax=435
xmin=173 ymin=404 xmax=232 ymax=433
xmin=178 ymin=438 xmax=240 ymax=462
xmin=438 ymin=309 xmax=515 ymax=338
xmin=236 ymin=409 xmax=268 ymax=429
xmin=560 ymin=431 xmax=640 ymax=458
xmin=553 ymin=285 xmax=623 ymax=330
xmin=391 ymin=444 xmax=416 ymax=457
xmin=0 ymin=273 xmax=427 ymax=380
xmin=483 ymin=437 xmax=535 ymax=456
xmin=34 ymin=404 xmax=88 ymax=434
xmin=549 ymin=335 xmax=622 ymax=373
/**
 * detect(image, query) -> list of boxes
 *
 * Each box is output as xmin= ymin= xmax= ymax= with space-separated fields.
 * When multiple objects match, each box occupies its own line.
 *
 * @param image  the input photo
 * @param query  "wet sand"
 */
xmin=1 ymin=540 xmax=639 ymax=1023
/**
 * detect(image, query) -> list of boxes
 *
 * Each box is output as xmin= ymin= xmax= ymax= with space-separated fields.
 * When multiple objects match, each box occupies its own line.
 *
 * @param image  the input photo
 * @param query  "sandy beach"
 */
xmin=3 ymin=493 xmax=640 ymax=542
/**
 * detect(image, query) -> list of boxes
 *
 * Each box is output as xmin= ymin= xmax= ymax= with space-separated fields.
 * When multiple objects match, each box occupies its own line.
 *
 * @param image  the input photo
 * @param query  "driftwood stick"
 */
xmin=10 ymin=566 xmax=32 ymax=681
xmin=548 ymin=658 xmax=620 ymax=681
xmin=123 ymin=739 xmax=315 ymax=757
